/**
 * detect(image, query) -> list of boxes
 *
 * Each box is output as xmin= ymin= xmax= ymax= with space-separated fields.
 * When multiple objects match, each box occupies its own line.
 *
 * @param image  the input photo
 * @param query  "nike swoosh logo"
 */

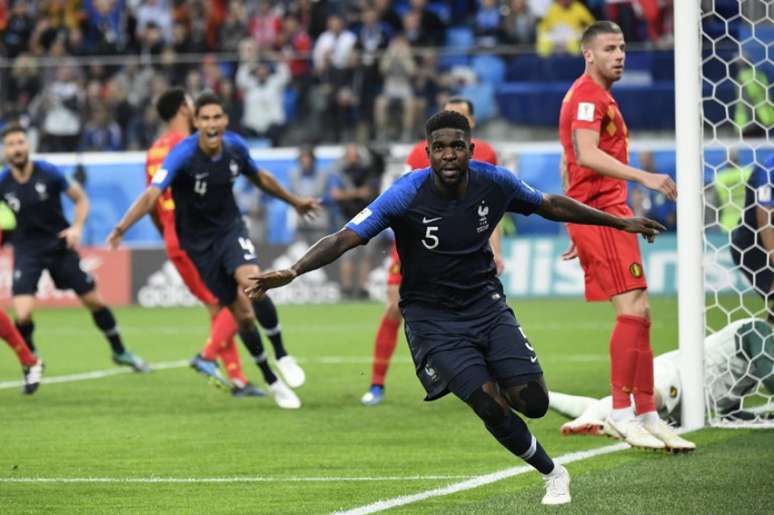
xmin=422 ymin=216 xmax=442 ymax=224
xmin=530 ymin=356 xmax=538 ymax=363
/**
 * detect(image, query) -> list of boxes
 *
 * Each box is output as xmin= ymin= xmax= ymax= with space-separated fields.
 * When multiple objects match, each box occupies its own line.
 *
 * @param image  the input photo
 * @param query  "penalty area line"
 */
xmin=333 ymin=442 xmax=631 ymax=515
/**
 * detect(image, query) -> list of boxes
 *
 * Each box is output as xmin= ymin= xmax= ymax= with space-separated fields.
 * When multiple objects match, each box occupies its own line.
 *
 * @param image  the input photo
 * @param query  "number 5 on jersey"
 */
xmin=422 ymin=226 xmax=439 ymax=250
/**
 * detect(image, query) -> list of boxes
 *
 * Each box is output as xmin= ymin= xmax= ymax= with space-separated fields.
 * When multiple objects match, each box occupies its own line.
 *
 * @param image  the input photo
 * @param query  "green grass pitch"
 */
xmin=1 ymin=298 xmax=772 ymax=514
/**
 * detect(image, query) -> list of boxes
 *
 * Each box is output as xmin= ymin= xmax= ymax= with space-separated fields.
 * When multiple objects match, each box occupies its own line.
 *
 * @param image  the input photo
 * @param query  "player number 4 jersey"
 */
xmin=559 ymin=74 xmax=630 ymax=209
xmin=346 ymin=161 xmax=543 ymax=314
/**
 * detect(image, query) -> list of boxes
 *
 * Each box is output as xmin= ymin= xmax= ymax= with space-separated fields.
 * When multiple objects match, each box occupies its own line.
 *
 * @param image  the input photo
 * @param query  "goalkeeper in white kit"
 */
xmin=550 ymin=318 xmax=774 ymax=445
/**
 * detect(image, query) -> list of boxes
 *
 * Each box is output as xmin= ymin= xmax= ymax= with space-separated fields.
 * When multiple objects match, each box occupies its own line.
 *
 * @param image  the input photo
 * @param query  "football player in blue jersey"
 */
xmin=108 ymin=92 xmax=320 ymax=409
xmin=247 ymin=110 xmax=665 ymax=505
xmin=0 ymin=123 xmax=149 ymax=372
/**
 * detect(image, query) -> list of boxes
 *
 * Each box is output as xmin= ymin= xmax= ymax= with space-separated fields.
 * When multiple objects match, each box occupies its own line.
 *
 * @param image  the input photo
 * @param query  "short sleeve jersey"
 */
xmin=0 ymin=160 xmax=71 ymax=252
xmin=404 ymin=138 xmax=498 ymax=171
xmin=345 ymin=160 xmax=543 ymax=315
xmin=735 ymin=154 xmax=774 ymax=247
xmin=151 ymin=131 xmax=261 ymax=251
xmin=559 ymin=74 xmax=629 ymax=209
xmin=145 ymin=130 xmax=187 ymax=223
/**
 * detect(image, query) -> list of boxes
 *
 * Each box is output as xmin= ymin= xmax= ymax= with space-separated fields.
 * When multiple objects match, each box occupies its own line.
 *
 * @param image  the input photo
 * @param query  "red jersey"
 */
xmin=559 ymin=74 xmax=629 ymax=209
xmin=145 ymin=131 xmax=187 ymax=232
xmin=404 ymin=138 xmax=498 ymax=170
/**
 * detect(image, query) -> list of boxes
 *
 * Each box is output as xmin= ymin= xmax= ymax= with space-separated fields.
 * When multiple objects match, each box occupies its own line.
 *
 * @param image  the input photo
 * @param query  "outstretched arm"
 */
xmin=536 ymin=193 xmax=665 ymax=241
xmin=246 ymin=228 xmax=364 ymax=298
xmin=248 ymin=169 xmax=321 ymax=217
xmin=106 ymin=187 xmax=163 ymax=248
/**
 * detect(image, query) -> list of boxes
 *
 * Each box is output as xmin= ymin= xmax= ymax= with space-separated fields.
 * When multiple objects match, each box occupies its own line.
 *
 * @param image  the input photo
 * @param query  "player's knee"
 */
xmin=468 ymin=388 xmax=508 ymax=426
xmin=518 ymin=381 xmax=549 ymax=419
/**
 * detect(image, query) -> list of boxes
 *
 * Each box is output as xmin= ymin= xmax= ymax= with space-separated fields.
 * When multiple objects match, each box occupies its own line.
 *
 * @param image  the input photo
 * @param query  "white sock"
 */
xmin=610 ymin=406 xmax=635 ymax=422
xmin=637 ymin=411 xmax=660 ymax=425
xmin=544 ymin=463 xmax=563 ymax=478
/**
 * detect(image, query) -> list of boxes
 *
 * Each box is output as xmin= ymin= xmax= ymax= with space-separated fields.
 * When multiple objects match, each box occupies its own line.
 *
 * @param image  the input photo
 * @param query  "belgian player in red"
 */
xmin=361 ymin=97 xmax=500 ymax=406
xmin=559 ymin=22 xmax=692 ymax=451
xmin=0 ymin=309 xmax=43 ymax=394
xmin=146 ymin=88 xmax=305 ymax=395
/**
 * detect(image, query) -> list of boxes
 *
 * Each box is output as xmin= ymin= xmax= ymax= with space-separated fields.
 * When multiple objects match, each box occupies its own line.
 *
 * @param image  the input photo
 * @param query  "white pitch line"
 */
xmin=333 ymin=442 xmax=631 ymax=515
xmin=0 ymin=475 xmax=471 ymax=484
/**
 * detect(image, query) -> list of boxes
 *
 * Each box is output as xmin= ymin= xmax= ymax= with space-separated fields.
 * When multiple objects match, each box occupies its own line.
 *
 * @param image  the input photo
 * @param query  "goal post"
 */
xmin=674 ymin=0 xmax=705 ymax=430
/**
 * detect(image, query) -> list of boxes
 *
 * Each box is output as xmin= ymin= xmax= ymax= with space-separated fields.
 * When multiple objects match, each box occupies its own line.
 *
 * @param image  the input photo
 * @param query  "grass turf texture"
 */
xmin=0 ymin=298 xmax=772 ymax=514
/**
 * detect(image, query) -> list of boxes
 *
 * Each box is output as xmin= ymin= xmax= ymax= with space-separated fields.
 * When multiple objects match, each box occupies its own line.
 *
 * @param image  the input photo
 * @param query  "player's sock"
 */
xmin=610 ymin=406 xmax=635 ymax=422
xmin=632 ymin=318 xmax=657 ymax=415
xmin=15 ymin=320 xmax=36 ymax=353
xmin=202 ymin=308 xmax=237 ymax=361
xmin=609 ymin=315 xmax=641 ymax=409
xmin=238 ymin=328 xmax=278 ymax=385
xmin=219 ymin=339 xmax=249 ymax=385
xmin=637 ymin=411 xmax=660 ymax=425
xmin=0 ymin=312 xmax=36 ymax=366
xmin=91 ymin=308 xmax=126 ymax=354
xmin=252 ymin=296 xmax=286 ymax=359
xmin=486 ymin=411 xmax=554 ymax=474
xmin=371 ymin=314 xmax=401 ymax=386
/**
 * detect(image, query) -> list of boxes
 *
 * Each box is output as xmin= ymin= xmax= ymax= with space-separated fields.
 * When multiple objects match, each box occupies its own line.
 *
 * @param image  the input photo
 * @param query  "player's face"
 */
xmin=427 ymin=128 xmax=472 ymax=188
xmin=3 ymin=131 xmax=30 ymax=169
xmin=195 ymin=103 xmax=228 ymax=153
xmin=585 ymin=33 xmax=626 ymax=82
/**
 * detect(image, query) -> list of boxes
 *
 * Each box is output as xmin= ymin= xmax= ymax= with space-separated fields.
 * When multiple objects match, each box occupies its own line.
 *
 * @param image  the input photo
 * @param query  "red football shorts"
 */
xmin=163 ymin=223 xmax=219 ymax=306
xmin=386 ymin=243 xmax=402 ymax=286
xmin=566 ymin=203 xmax=648 ymax=301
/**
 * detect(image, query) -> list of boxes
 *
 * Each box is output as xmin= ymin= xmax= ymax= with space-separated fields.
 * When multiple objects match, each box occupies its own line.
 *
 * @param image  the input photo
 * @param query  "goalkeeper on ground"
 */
xmin=550 ymin=318 xmax=774 ymax=436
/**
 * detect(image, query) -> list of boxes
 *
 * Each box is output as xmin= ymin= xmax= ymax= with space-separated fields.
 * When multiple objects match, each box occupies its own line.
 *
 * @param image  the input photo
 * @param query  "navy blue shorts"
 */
xmin=12 ymin=246 xmax=95 ymax=296
xmin=183 ymin=223 xmax=258 ymax=306
xmin=403 ymin=300 xmax=543 ymax=401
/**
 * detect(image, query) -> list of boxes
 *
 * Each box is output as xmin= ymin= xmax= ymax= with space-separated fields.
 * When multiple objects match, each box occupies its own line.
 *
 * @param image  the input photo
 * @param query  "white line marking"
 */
xmin=0 ymin=355 xmax=605 ymax=390
xmin=0 ymin=475 xmax=470 ymax=484
xmin=333 ymin=442 xmax=630 ymax=515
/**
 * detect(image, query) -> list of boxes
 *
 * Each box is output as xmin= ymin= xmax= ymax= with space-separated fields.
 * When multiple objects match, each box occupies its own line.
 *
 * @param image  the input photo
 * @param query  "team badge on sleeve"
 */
xmin=577 ymin=102 xmax=595 ymax=122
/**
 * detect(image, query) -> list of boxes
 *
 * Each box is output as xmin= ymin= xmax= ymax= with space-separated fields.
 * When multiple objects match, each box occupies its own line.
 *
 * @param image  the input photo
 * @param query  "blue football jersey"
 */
xmin=152 ymin=131 xmax=261 ymax=252
xmin=736 ymin=154 xmax=774 ymax=245
xmin=346 ymin=160 xmax=544 ymax=314
xmin=0 ymin=160 xmax=72 ymax=251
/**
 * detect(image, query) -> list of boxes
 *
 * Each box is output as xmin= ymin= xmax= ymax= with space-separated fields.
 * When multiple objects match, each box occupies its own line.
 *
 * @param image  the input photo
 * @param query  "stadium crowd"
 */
xmin=0 ymin=0 xmax=675 ymax=151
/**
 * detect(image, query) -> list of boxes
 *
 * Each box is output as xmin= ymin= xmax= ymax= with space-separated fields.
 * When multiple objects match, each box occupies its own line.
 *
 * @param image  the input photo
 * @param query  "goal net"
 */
xmin=699 ymin=0 xmax=773 ymax=427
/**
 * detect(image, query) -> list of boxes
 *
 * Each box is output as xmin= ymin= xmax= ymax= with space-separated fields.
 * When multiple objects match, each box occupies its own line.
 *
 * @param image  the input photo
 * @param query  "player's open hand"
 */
xmin=640 ymin=173 xmax=677 ymax=201
xmin=106 ymin=228 xmax=123 ymax=250
xmin=58 ymin=226 xmax=82 ymax=249
xmin=295 ymin=197 xmax=322 ymax=220
xmin=245 ymin=269 xmax=297 ymax=299
xmin=621 ymin=217 xmax=666 ymax=243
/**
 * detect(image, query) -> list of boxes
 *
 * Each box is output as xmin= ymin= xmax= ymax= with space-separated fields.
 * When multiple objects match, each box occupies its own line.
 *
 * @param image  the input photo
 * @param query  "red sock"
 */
xmin=370 ymin=314 xmax=401 ymax=386
xmin=0 ymin=311 xmax=36 ymax=366
xmin=202 ymin=308 xmax=238 ymax=360
xmin=609 ymin=315 xmax=644 ymax=409
xmin=632 ymin=318 xmax=657 ymax=415
xmin=219 ymin=340 xmax=248 ymax=385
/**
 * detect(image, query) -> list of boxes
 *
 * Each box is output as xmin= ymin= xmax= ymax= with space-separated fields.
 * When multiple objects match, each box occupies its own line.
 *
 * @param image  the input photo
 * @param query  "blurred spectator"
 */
xmin=288 ymin=146 xmax=333 ymax=244
xmin=714 ymin=149 xmax=754 ymax=233
xmin=126 ymin=103 xmax=159 ymax=150
xmin=200 ymin=53 xmax=224 ymax=91
xmin=184 ymin=68 xmax=205 ymax=97
xmin=329 ymin=144 xmax=381 ymax=299
xmin=237 ymin=59 xmax=290 ymax=146
xmin=138 ymin=21 xmax=165 ymax=59
xmin=401 ymin=10 xmax=434 ymax=47
xmin=83 ymin=0 xmax=127 ymax=55
xmin=413 ymin=51 xmax=445 ymax=118
xmin=734 ymin=63 xmax=774 ymax=138
xmin=80 ymin=105 xmax=123 ymax=151
xmin=605 ymin=0 xmax=641 ymax=43
xmin=630 ymin=151 xmax=676 ymax=230
xmin=313 ymin=14 xmax=357 ymax=74
xmin=473 ymin=0 xmax=504 ymax=48
xmin=43 ymin=0 xmax=85 ymax=33
xmin=528 ymin=0 xmax=554 ymax=18
xmin=218 ymin=76 xmax=243 ymax=133
xmin=374 ymin=34 xmax=420 ymax=142
xmin=249 ymin=0 xmax=281 ymax=51
xmin=38 ymin=63 xmax=83 ymax=152
xmin=7 ymin=53 xmax=41 ymax=110
xmin=3 ymin=1 xmax=34 ymax=58
xmin=220 ymin=0 xmax=249 ymax=53
xmin=135 ymin=0 xmax=173 ymax=44
xmin=503 ymin=0 xmax=537 ymax=45
xmin=114 ymin=58 xmax=153 ymax=109
xmin=409 ymin=0 xmax=446 ymax=47
xmin=355 ymin=7 xmax=390 ymax=138
xmin=276 ymin=14 xmax=313 ymax=115
xmin=536 ymin=0 xmax=595 ymax=56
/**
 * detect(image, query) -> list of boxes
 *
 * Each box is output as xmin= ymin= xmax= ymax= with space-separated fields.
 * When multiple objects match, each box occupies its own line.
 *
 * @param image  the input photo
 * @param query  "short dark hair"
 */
xmin=194 ymin=91 xmax=223 ymax=116
xmin=425 ymin=110 xmax=471 ymax=140
xmin=581 ymin=21 xmax=623 ymax=47
xmin=1 ymin=122 xmax=26 ymax=140
xmin=156 ymin=87 xmax=187 ymax=122
xmin=444 ymin=97 xmax=474 ymax=116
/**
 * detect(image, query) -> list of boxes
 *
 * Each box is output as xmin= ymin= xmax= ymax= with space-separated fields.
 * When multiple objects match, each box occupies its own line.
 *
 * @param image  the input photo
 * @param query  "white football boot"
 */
xmin=276 ymin=355 xmax=306 ymax=388
xmin=541 ymin=464 xmax=571 ymax=505
xmin=603 ymin=416 xmax=665 ymax=450
xmin=642 ymin=419 xmax=696 ymax=452
xmin=269 ymin=379 xmax=302 ymax=409
xmin=560 ymin=417 xmax=605 ymax=436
